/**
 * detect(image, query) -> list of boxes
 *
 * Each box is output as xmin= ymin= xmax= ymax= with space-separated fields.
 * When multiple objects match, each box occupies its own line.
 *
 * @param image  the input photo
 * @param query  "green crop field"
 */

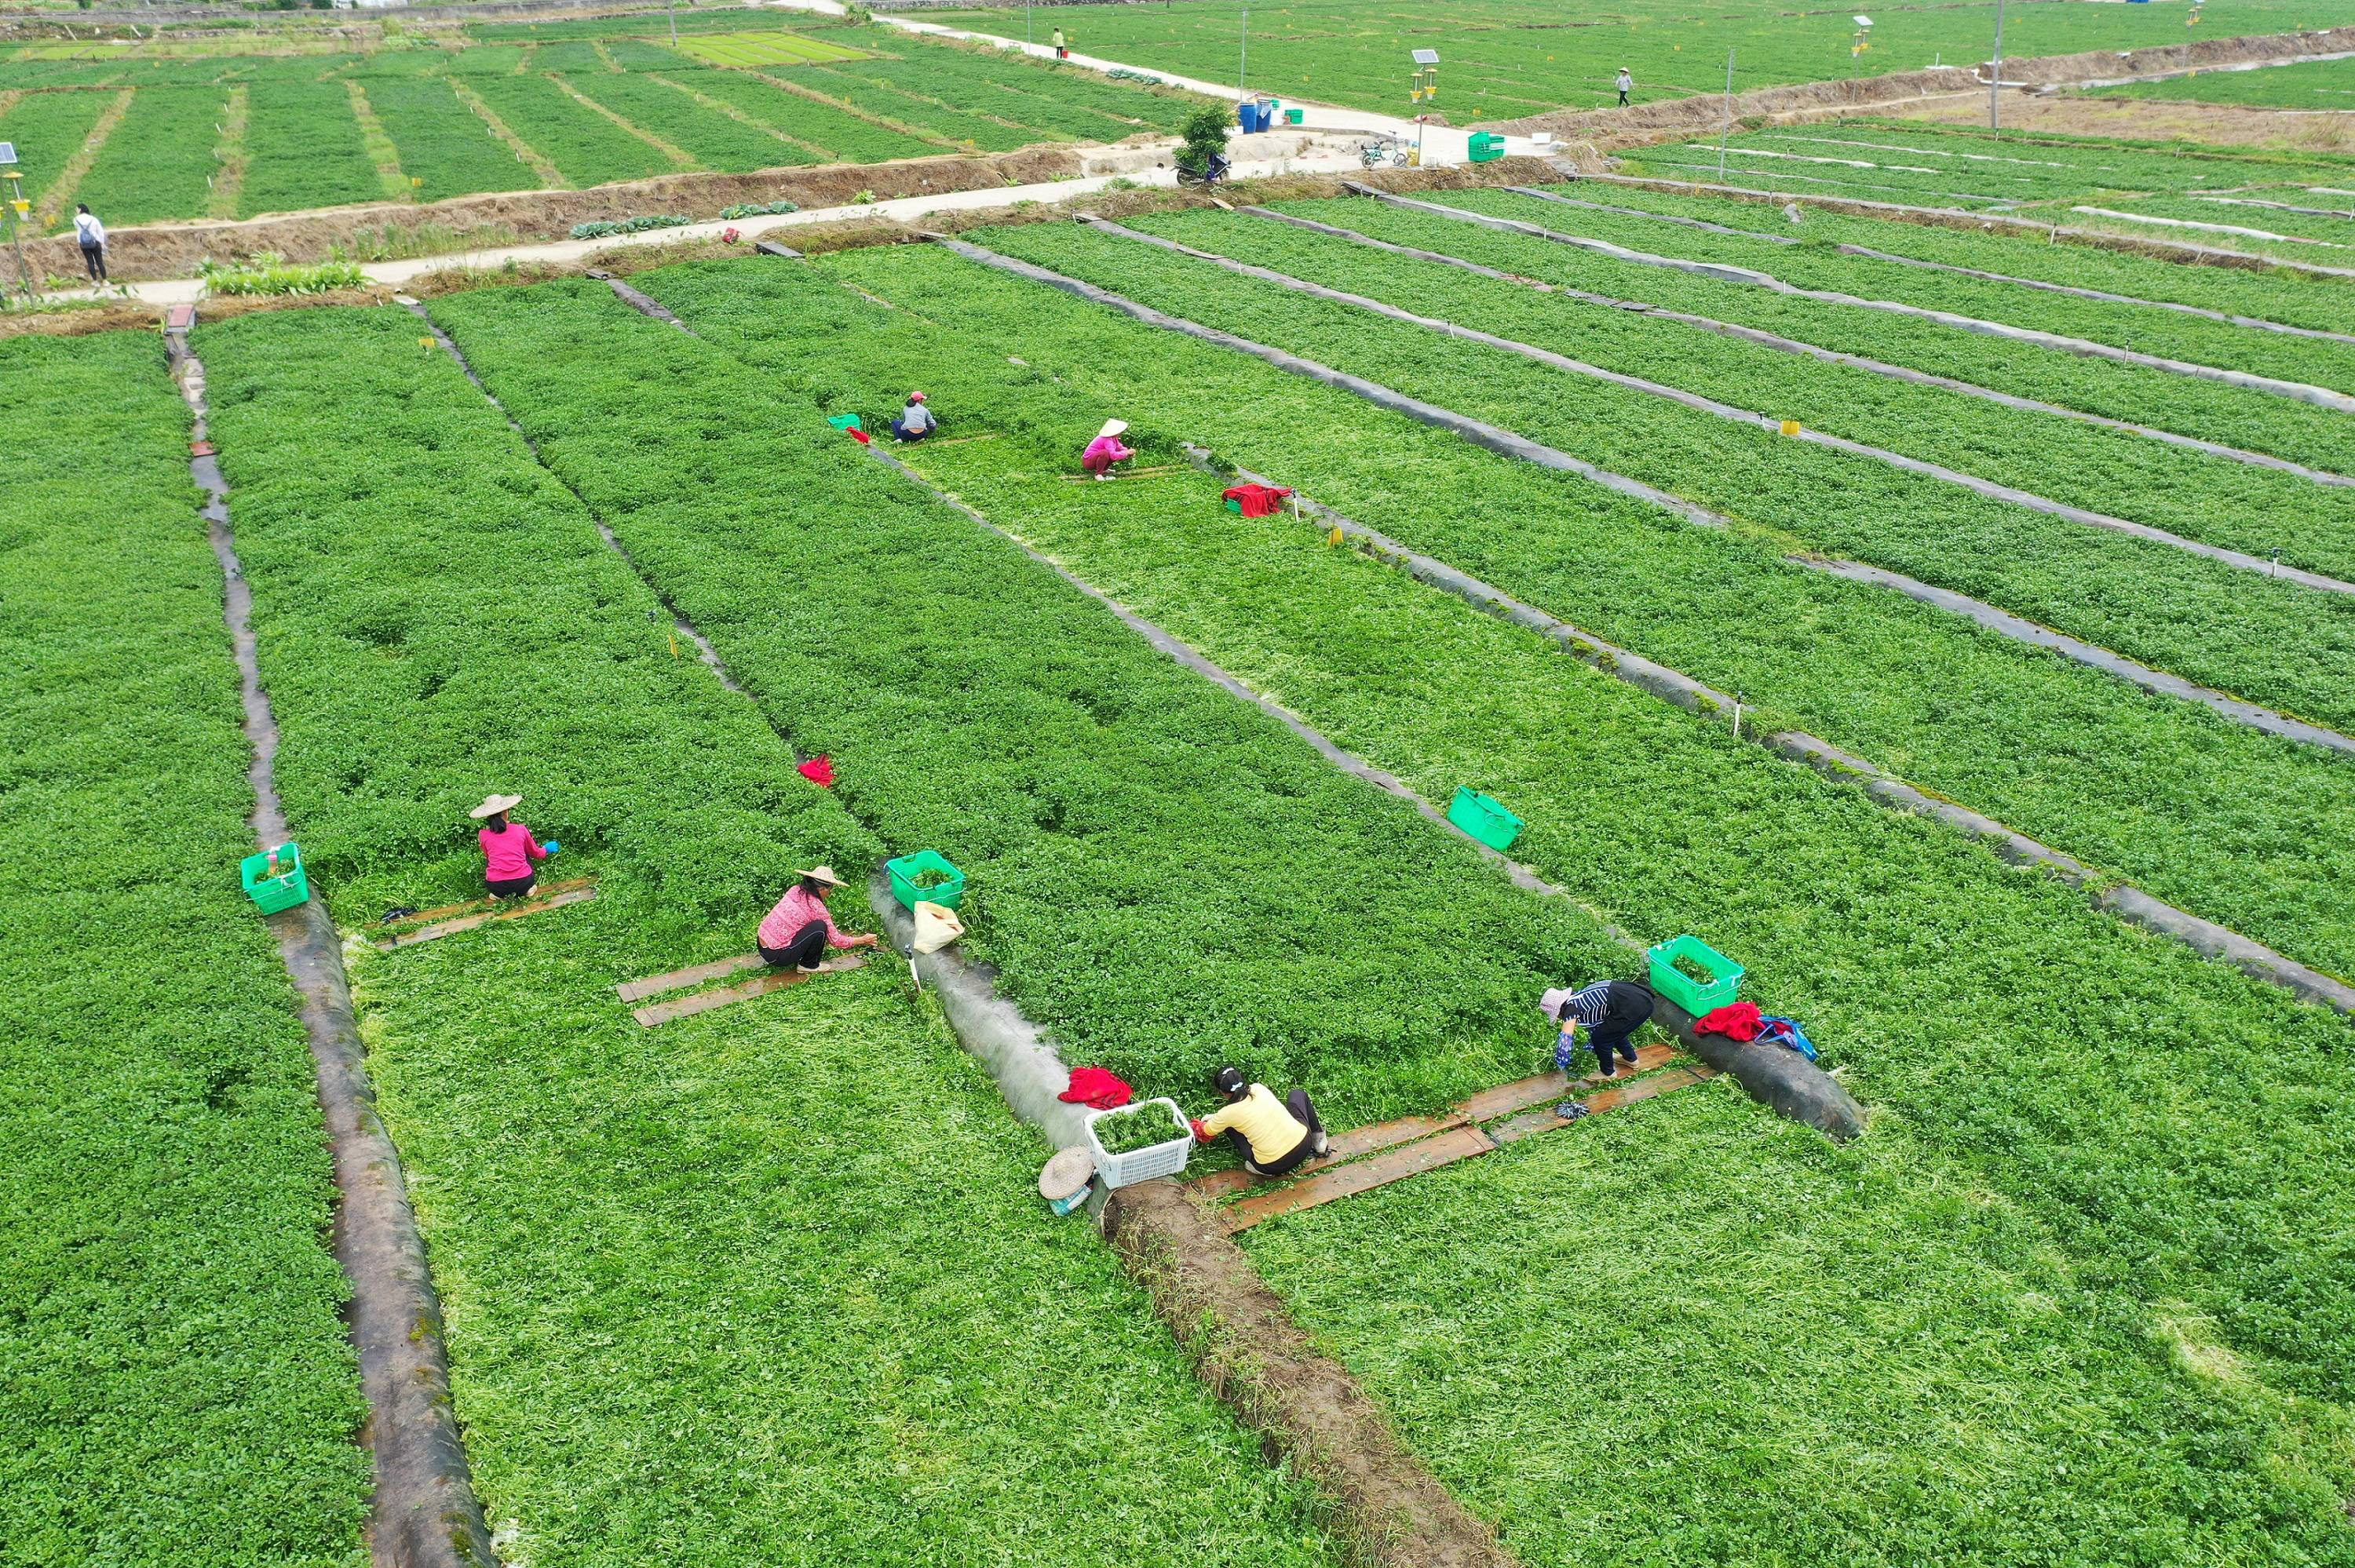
xmin=0 ymin=20 xmax=1207 ymax=231
xmin=928 ymin=0 xmax=2355 ymax=117
xmin=13 ymin=84 xmax=2355 ymax=1565
xmin=2094 ymin=49 xmax=2355 ymax=106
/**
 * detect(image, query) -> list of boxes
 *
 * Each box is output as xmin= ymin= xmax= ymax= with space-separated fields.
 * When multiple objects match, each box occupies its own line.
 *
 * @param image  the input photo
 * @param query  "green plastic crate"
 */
xmin=886 ymin=849 xmax=966 ymax=911
xmin=1446 ymin=787 xmax=1522 ymax=851
xmin=1468 ymin=131 xmax=1506 ymax=162
xmin=1648 ymin=933 xmax=1743 ymax=1016
xmin=239 ymin=841 xmax=310 ymax=915
xmin=825 ymin=411 xmax=864 ymax=432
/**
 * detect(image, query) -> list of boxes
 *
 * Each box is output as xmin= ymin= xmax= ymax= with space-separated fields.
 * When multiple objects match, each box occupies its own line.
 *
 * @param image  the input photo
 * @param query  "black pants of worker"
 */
xmin=81 ymin=243 xmax=106 ymax=283
xmin=1228 ymin=1088 xmax=1326 ymax=1179
xmin=759 ymin=919 xmax=829 ymax=970
xmin=1588 ymin=979 xmax=1655 ymax=1075
xmin=891 ymin=418 xmax=932 ymax=443
xmin=1617 ymin=90 xmax=1630 ymax=106
xmin=486 ymin=873 xmax=537 ymax=900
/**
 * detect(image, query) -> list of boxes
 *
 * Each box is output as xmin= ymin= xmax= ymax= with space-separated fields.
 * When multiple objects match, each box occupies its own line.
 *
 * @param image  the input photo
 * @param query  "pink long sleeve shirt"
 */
xmin=1081 ymin=435 xmax=1134 ymax=474
xmin=759 ymin=884 xmax=848 ymax=950
xmin=479 ymin=822 xmax=546 ymax=881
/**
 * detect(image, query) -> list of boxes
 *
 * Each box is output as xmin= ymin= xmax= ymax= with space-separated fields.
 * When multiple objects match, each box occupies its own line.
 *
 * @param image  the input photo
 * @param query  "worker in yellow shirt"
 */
xmin=1191 ymin=1067 xmax=1331 ymax=1180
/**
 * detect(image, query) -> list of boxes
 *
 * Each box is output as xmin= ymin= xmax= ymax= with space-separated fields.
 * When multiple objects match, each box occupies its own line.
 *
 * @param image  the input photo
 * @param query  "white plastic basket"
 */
xmin=1083 ymin=1097 xmax=1192 ymax=1187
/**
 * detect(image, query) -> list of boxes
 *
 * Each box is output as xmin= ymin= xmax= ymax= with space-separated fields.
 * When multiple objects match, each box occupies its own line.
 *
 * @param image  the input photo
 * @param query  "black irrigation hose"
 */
xmin=1247 ymin=202 xmax=2355 ymax=490
xmin=165 ymin=323 xmax=496 ymax=1568
xmin=1085 ymin=213 xmax=2355 ymax=596
xmin=940 ymin=233 xmax=2355 ymax=761
xmin=1226 ymin=457 xmax=2355 ymax=1017
xmin=1508 ymin=185 xmax=2355 ymax=350
xmin=1352 ymin=183 xmax=2355 ymax=414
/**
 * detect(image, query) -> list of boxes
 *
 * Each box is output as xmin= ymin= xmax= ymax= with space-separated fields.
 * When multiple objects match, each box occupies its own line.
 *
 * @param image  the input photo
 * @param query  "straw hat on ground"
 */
xmin=799 ymin=865 xmax=847 ymax=888
xmin=1039 ymin=1147 xmax=1094 ymax=1202
xmin=469 ymin=793 xmax=524 ymax=820
xmin=1095 ymin=418 xmax=1128 ymax=440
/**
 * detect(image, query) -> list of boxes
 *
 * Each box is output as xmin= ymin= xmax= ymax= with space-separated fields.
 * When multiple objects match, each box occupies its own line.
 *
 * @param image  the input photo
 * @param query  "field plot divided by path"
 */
xmin=637 ymin=249 xmax=2355 ymax=1564
xmin=0 ymin=332 xmax=369 ymax=1568
xmin=236 ymin=76 xmax=384 ymax=217
xmin=194 ymin=304 xmax=1349 ymax=1568
xmin=2096 ymin=49 xmax=2355 ymax=107
xmin=367 ymin=74 xmax=541 ymax=202
xmin=71 ymin=84 xmax=235 ymax=224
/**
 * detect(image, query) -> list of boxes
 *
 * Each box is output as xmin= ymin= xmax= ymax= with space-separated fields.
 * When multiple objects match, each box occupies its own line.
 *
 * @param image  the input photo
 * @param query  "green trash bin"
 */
xmin=240 ymin=842 xmax=311 ymax=915
xmin=1467 ymin=131 xmax=1506 ymax=163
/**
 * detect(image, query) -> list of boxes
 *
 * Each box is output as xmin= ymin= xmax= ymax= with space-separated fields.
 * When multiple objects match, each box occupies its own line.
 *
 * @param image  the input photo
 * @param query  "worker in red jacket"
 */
xmin=1191 ymin=1067 xmax=1330 ymax=1179
xmin=470 ymin=793 xmax=551 ymax=899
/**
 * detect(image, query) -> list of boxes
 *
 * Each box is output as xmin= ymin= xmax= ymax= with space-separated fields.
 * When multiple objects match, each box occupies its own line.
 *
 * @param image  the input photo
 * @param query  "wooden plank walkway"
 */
xmin=1194 ymin=1048 xmax=1717 ymax=1234
xmin=615 ymin=951 xmax=765 ymax=1003
xmin=371 ymin=881 xmax=597 ymax=951
xmin=630 ymin=955 xmax=864 ymax=1026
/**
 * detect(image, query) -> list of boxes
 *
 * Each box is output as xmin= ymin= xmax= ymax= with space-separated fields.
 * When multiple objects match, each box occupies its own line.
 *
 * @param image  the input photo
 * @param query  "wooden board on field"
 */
xmin=1187 ymin=1110 xmax=1468 ymax=1202
xmin=616 ymin=951 xmax=765 ymax=1003
xmin=1218 ymin=1125 xmax=1496 ymax=1234
xmin=630 ymin=955 xmax=864 ymax=1027
xmin=372 ymin=884 xmax=596 ymax=950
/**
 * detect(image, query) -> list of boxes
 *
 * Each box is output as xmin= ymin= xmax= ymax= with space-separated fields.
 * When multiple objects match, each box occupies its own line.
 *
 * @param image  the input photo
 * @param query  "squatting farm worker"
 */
xmin=758 ymin=865 xmax=881 ymax=973
xmin=1542 ymin=974 xmax=1656 ymax=1078
xmin=1616 ymin=66 xmax=1634 ymax=106
xmin=1081 ymin=418 xmax=1134 ymax=480
xmin=1192 ymin=1067 xmax=1331 ymax=1180
xmin=892 ymin=390 xmax=937 ymax=443
xmin=470 ymin=793 xmax=552 ymax=899
xmin=73 ymin=204 xmax=108 ymax=283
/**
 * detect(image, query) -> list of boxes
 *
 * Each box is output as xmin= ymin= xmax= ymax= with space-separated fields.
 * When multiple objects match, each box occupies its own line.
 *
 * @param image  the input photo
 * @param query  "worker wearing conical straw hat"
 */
xmin=757 ymin=866 xmax=881 ymax=975
xmin=469 ymin=793 xmax=553 ymax=899
xmin=1081 ymin=418 xmax=1134 ymax=481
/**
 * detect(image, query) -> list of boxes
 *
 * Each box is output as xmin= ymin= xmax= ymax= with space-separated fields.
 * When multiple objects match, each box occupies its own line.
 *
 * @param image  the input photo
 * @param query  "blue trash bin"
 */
xmin=1238 ymin=100 xmax=1267 ymax=133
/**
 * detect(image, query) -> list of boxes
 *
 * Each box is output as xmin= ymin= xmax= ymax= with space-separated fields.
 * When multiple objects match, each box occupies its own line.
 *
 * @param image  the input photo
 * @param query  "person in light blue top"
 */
xmin=891 ymin=391 xmax=937 ymax=443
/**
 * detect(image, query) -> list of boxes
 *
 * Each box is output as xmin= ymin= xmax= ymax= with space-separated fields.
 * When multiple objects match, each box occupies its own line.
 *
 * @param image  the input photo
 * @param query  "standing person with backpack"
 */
xmin=72 ymin=204 xmax=107 ymax=283
xmin=1542 ymin=975 xmax=1656 ymax=1078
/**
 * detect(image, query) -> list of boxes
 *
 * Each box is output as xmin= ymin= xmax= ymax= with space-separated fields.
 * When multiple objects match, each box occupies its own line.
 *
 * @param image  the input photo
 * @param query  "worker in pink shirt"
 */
xmin=758 ymin=865 xmax=880 ymax=972
xmin=1080 ymin=418 xmax=1134 ymax=480
xmin=469 ymin=793 xmax=552 ymax=899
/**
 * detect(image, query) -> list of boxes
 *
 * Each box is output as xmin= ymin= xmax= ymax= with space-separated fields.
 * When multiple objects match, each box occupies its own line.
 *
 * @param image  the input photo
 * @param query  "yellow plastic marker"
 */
xmin=669 ymin=633 xmax=680 ymax=658
xmin=418 ymin=336 xmax=435 ymax=348
xmin=1780 ymin=418 xmax=1802 ymax=436
xmin=1327 ymin=526 xmax=1345 ymax=546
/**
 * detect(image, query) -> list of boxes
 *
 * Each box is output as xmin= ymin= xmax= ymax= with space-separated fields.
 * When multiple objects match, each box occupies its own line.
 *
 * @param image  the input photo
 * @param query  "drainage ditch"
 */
xmin=940 ymin=234 xmax=2355 ymax=760
xmin=1085 ymin=212 xmax=2355 ymax=596
xmin=165 ymin=314 xmax=496 ymax=1568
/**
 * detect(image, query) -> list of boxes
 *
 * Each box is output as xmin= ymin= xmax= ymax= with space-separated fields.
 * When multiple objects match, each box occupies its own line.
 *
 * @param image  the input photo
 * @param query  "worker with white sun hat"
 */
xmin=757 ymin=866 xmax=882 ymax=973
xmin=1080 ymin=418 xmax=1135 ymax=481
xmin=469 ymin=793 xmax=554 ymax=899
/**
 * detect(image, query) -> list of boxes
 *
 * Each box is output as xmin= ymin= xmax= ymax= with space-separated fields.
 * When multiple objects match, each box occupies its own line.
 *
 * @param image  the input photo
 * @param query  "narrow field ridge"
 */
xmin=1243 ymin=203 xmax=2355 ymax=489
xmin=165 ymin=316 xmax=496 ymax=1568
xmin=1510 ymin=187 xmax=2355 ymax=348
xmin=944 ymin=233 xmax=2355 ymax=764
xmin=1345 ymin=184 xmax=2355 ymax=415
xmin=1086 ymin=214 xmax=2355 ymax=597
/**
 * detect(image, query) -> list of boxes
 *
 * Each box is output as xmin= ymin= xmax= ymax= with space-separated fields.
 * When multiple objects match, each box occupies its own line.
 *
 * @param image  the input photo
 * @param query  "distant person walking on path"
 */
xmin=891 ymin=390 xmax=936 ymax=443
xmin=758 ymin=866 xmax=879 ymax=973
xmin=1542 ymin=975 xmax=1656 ymax=1078
xmin=1192 ymin=1067 xmax=1330 ymax=1179
xmin=1052 ymin=25 xmax=1068 ymax=58
xmin=470 ymin=793 xmax=552 ymax=899
xmin=1081 ymin=418 xmax=1134 ymax=480
xmin=1616 ymin=67 xmax=1634 ymax=107
xmin=73 ymin=204 xmax=107 ymax=283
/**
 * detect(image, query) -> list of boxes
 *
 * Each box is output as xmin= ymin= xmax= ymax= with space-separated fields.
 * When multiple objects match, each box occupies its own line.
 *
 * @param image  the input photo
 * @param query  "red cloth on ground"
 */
xmin=1058 ymin=1067 xmax=1133 ymax=1110
xmin=847 ymin=427 xmax=871 ymax=444
xmin=1221 ymin=482 xmax=1295 ymax=518
xmin=1695 ymin=1001 xmax=1763 ymax=1042
xmin=798 ymin=755 xmax=834 ymax=787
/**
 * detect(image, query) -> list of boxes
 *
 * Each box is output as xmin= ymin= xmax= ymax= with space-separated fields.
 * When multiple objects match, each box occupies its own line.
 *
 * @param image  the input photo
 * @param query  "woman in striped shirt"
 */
xmin=1540 ymin=976 xmax=1657 ymax=1078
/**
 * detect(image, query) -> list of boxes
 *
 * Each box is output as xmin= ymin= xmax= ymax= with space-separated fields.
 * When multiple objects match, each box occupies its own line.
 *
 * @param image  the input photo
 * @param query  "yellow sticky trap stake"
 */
xmin=669 ymin=633 xmax=680 ymax=658
xmin=418 ymin=336 xmax=435 ymax=348
xmin=1326 ymin=526 xmax=1345 ymax=546
xmin=1780 ymin=418 xmax=1802 ymax=436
